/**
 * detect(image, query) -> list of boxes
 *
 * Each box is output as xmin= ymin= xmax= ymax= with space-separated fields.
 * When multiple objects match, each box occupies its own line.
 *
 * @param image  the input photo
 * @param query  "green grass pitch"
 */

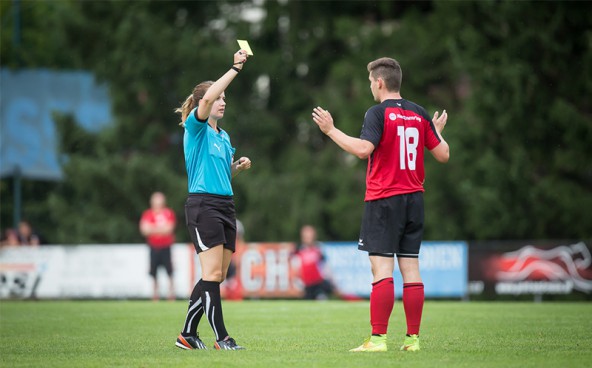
xmin=1 ymin=300 xmax=591 ymax=367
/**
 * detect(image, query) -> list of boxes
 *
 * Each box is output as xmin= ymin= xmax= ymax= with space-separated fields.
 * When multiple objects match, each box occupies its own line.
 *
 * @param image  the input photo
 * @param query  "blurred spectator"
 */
xmin=140 ymin=192 xmax=176 ymax=301
xmin=293 ymin=225 xmax=334 ymax=300
xmin=17 ymin=221 xmax=40 ymax=246
xmin=1 ymin=228 xmax=21 ymax=247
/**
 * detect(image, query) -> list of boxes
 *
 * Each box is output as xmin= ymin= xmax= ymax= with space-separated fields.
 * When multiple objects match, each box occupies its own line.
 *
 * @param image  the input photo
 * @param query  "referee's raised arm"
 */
xmin=196 ymin=49 xmax=248 ymax=121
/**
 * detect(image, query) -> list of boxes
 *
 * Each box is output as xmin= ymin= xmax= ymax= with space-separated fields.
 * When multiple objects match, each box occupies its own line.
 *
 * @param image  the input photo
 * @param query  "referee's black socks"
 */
xmin=201 ymin=280 xmax=229 ymax=341
xmin=181 ymin=279 xmax=204 ymax=337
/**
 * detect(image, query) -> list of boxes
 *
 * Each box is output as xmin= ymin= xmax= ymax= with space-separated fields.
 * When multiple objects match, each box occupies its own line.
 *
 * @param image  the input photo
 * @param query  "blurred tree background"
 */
xmin=1 ymin=0 xmax=591 ymax=244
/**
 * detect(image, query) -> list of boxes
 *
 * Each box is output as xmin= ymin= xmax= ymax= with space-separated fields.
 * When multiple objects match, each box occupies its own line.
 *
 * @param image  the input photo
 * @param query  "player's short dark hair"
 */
xmin=367 ymin=57 xmax=402 ymax=92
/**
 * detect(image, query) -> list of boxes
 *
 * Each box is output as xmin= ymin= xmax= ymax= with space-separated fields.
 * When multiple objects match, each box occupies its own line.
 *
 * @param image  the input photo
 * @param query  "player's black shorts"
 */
xmin=149 ymin=247 xmax=173 ymax=277
xmin=358 ymin=191 xmax=424 ymax=258
xmin=185 ymin=193 xmax=237 ymax=254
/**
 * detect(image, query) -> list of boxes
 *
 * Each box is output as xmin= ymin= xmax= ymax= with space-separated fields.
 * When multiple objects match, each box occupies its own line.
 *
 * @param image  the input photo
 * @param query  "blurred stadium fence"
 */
xmin=1 ymin=241 xmax=590 ymax=300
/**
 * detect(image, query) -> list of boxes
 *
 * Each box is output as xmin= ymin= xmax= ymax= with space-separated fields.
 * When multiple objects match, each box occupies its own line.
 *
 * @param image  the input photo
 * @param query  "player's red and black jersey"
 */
xmin=360 ymin=99 xmax=441 ymax=201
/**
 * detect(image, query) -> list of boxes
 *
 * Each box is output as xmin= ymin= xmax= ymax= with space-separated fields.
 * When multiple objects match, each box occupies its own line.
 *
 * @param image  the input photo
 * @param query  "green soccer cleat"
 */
xmin=349 ymin=335 xmax=388 ymax=352
xmin=400 ymin=334 xmax=420 ymax=352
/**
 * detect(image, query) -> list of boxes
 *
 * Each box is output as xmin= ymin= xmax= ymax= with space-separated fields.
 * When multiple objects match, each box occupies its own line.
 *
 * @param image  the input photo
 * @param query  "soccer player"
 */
xmin=174 ymin=49 xmax=251 ymax=351
xmin=312 ymin=57 xmax=449 ymax=352
xmin=139 ymin=191 xmax=177 ymax=301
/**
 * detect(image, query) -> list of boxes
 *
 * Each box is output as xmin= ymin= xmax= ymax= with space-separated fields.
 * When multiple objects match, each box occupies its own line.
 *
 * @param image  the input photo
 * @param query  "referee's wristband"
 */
xmin=231 ymin=66 xmax=241 ymax=73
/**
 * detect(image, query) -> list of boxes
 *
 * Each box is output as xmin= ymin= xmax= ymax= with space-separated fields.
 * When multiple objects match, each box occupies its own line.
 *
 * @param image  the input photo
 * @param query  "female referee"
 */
xmin=174 ymin=49 xmax=251 ymax=351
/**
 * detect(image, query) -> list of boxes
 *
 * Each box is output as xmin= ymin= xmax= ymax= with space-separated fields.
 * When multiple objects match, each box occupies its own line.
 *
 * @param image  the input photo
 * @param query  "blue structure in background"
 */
xmin=0 ymin=69 xmax=112 ymax=225
xmin=322 ymin=241 xmax=468 ymax=298
xmin=1 ymin=69 xmax=112 ymax=180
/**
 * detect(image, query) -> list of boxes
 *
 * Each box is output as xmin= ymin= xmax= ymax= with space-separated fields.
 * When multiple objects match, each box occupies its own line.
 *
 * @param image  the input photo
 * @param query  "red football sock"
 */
xmin=370 ymin=278 xmax=394 ymax=335
xmin=403 ymin=282 xmax=424 ymax=335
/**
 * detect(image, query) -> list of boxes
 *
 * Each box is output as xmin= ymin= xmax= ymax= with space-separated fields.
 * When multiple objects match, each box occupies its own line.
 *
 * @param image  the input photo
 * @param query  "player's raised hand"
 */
xmin=312 ymin=106 xmax=335 ymax=135
xmin=233 ymin=50 xmax=248 ymax=70
xmin=432 ymin=109 xmax=447 ymax=133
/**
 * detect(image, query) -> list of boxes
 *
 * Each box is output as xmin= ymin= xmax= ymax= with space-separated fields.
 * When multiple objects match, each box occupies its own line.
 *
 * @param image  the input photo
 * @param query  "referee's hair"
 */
xmin=175 ymin=81 xmax=214 ymax=125
xmin=367 ymin=58 xmax=402 ymax=92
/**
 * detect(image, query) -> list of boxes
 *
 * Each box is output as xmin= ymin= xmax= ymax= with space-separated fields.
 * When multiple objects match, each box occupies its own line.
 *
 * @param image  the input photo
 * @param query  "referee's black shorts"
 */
xmin=358 ymin=191 xmax=424 ymax=258
xmin=185 ymin=193 xmax=237 ymax=254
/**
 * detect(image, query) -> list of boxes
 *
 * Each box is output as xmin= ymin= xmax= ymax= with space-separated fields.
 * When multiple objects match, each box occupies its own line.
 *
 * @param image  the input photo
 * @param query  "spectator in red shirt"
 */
xmin=140 ymin=192 xmax=177 ymax=301
xmin=294 ymin=225 xmax=334 ymax=300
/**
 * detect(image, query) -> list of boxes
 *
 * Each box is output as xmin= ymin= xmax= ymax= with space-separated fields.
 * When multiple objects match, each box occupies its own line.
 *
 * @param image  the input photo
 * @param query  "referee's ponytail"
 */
xmin=175 ymin=81 xmax=214 ymax=126
xmin=176 ymin=94 xmax=194 ymax=126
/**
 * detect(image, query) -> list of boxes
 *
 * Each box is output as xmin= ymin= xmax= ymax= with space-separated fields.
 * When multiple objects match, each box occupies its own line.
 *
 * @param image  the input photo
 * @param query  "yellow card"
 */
xmin=237 ymin=40 xmax=254 ymax=56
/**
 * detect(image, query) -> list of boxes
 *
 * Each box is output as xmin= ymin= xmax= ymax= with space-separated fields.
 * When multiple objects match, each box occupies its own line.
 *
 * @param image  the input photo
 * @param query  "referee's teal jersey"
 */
xmin=183 ymin=108 xmax=236 ymax=196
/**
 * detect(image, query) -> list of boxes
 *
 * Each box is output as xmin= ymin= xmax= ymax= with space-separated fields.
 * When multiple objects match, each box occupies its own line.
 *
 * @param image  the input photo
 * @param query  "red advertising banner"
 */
xmin=189 ymin=242 xmax=304 ymax=299
xmin=469 ymin=240 xmax=592 ymax=299
xmin=235 ymin=242 xmax=302 ymax=298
